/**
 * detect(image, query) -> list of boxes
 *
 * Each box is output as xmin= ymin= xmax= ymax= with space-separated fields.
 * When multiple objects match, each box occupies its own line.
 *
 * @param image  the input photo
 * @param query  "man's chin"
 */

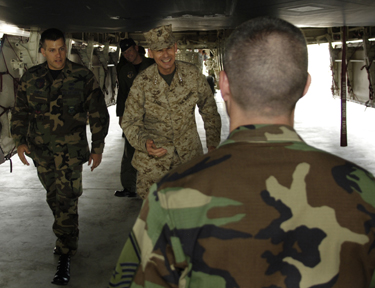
xmin=161 ymin=62 xmax=175 ymax=70
xmin=54 ymin=62 xmax=66 ymax=70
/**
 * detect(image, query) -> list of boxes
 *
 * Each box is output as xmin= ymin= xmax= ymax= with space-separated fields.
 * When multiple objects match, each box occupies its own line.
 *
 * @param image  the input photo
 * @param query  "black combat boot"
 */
xmin=114 ymin=188 xmax=137 ymax=197
xmin=51 ymin=254 xmax=70 ymax=285
xmin=53 ymin=246 xmax=62 ymax=255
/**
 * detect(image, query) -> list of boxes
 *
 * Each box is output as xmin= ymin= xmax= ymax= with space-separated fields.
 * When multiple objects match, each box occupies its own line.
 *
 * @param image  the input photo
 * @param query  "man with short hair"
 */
xmin=121 ymin=24 xmax=221 ymax=199
xmin=115 ymin=38 xmax=154 ymax=197
xmin=109 ymin=17 xmax=375 ymax=287
xmin=11 ymin=28 xmax=109 ymax=285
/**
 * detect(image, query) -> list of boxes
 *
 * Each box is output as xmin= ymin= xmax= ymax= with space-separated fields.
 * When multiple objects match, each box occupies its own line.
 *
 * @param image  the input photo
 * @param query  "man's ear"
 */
xmin=174 ymin=43 xmax=178 ymax=52
xmin=302 ymin=73 xmax=312 ymax=96
xmin=41 ymin=47 xmax=46 ymax=57
xmin=220 ymin=70 xmax=231 ymax=102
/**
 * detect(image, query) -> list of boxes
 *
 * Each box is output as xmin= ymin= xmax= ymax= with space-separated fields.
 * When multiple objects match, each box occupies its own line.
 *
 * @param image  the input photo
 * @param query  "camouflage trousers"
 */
xmin=136 ymin=151 xmax=182 ymax=199
xmin=36 ymin=162 xmax=83 ymax=256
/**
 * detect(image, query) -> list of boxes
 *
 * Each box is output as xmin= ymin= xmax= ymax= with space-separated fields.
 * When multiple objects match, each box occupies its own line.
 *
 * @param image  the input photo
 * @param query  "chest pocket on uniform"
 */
xmin=64 ymin=98 xmax=85 ymax=116
xmin=58 ymin=91 xmax=87 ymax=135
xmin=29 ymin=91 xmax=49 ymax=114
xmin=62 ymin=89 xmax=85 ymax=116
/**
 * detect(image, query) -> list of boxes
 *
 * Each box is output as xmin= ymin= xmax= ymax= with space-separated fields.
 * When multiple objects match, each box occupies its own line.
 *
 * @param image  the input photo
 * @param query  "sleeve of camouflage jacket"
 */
xmin=11 ymin=73 xmax=30 ymax=147
xmin=108 ymin=184 xmax=187 ymax=288
xmin=122 ymin=76 xmax=150 ymax=153
xmin=196 ymin=73 xmax=221 ymax=147
xmin=85 ymin=71 xmax=110 ymax=154
xmin=116 ymin=66 xmax=130 ymax=117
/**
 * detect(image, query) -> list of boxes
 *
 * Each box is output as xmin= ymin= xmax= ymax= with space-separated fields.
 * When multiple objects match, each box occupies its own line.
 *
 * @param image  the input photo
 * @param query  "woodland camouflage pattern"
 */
xmin=122 ymin=61 xmax=221 ymax=198
xmin=109 ymin=125 xmax=375 ymax=288
xmin=11 ymin=59 xmax=109 ymax=255
xmin=11 ymin=59 xmax=109 ymax=166
xmin=143 ymin=24 xmax=176 ymax=50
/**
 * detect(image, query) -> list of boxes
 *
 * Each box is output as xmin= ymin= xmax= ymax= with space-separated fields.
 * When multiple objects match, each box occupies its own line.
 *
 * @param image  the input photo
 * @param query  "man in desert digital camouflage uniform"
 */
xmin=109 ymin=17 xmax=375 ymax=288
xmin=11 ymin=28 xmax=109 ymax=285
xmin=122 ymin=24 xmax=221 ymax=199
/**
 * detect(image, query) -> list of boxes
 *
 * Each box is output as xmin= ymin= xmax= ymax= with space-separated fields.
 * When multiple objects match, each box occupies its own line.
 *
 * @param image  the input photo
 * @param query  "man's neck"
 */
xmin=158 ymin=63 xmax=176 ymax=75
xmin=229 ymin=110 xmax=295 ymax=133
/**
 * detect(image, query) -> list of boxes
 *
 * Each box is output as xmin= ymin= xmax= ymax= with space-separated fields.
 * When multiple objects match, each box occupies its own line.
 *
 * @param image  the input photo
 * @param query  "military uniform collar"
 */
xmin=41 ymin=59 xmax=74 ymax=78
xmin=219 ymin=124 xmax=304 ymax=147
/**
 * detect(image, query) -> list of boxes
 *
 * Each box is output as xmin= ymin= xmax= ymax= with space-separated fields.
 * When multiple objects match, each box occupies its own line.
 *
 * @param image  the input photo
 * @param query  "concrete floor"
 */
xmin=1 ymin=85 xmax=375 ymax=288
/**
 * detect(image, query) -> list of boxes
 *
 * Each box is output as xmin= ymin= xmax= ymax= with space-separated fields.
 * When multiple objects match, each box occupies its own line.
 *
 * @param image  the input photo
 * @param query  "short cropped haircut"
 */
xmin=223 ymin=17 xmax=308 ymax=116
xmin=40 ymin=28 xmax=65 ymax=49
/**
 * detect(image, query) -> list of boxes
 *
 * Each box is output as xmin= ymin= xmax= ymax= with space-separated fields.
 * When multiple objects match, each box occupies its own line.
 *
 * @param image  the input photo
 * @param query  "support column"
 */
xmin=340 ymin=26 xmax=347 ymax=147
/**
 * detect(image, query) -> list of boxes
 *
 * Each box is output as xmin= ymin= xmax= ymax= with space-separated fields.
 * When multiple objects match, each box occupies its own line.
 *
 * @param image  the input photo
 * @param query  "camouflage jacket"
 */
xmin=116 ymin=56 xmax=155 ymax=117
xmin=109 ymin=124 xmax=375 ymax=288
xmin=122 ymin=60 xmax=221 ymax=173
xmin=11 ymin=59 xmax=109 ymax=168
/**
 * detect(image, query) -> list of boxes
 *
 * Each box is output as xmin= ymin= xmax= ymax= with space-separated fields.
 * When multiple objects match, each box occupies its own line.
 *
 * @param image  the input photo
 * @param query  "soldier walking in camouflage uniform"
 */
xmin=109 ymin=17 xmax=375 ymax=288
xmin=11 ymin=28 xmax=109 ymax=286
xmin=122 ymin=24 xmax=221 ymax=199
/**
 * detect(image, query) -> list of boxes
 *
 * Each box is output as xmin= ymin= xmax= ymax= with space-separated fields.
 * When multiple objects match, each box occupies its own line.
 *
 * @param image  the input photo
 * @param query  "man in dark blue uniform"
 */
xmin=115 ymin=39 xmax=154 ymax=197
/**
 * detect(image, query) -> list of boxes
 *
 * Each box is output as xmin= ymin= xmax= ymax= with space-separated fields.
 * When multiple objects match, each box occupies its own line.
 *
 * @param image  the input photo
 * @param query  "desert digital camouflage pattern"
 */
xmin=109 ymin=125 xmax=375 ymax=288
xmin=11 ymin=59 xmax=109 ymax=254
xmin=122 ymin=61 xmax=221 ymax=198
xmin=143 ymin=24 xmax=176 ymax=51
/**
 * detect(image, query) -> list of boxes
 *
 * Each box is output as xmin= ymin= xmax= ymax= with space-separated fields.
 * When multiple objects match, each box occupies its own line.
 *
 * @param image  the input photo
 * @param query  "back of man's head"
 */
xmin=224 ymin=17 xmax=308 ymax=117
xmin=40 ymin=28 xmax=65 ymax=48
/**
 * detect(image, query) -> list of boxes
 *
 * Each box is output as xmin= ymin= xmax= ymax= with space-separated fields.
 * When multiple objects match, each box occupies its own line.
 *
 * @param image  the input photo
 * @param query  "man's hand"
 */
xmin=146 ymin=139 xmax=167 ymax=158
xmin=207 ymin=146 xmax=216 ymax=153
xmin=17 ymin=144 xmax=31 ymax=166
xmin=88 ymin=153 xmax=102 ymax=171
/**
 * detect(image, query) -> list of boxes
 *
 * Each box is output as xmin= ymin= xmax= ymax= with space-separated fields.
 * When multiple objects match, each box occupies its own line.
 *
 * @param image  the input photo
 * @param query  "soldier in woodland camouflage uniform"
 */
xmin=109 ymin=17 xmax=375 ymax=288
xmin=122 ymin=24 xmax=221 ymax=199
xmin=11 ymin=28 xmax=109 ymax=285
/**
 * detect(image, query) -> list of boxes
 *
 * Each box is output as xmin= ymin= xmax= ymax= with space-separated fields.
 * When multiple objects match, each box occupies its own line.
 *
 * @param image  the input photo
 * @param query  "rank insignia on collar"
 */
xmin=35 ymin=78 xmax=45 ymax=89
xmin=127 ymin=71 xmax=134 ymax=78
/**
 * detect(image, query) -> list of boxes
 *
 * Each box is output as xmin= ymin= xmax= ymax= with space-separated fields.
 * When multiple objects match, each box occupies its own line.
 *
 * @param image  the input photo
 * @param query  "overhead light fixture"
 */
xmin=164 ymin=14 xmax=226 ymax=20
xmin=287 ymin=6 xmax=323 ymax=12
xmin=0 ymin=21 xmax=30 ymax=37
xmin=331 ymin=38 xmax=375 ymax=46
